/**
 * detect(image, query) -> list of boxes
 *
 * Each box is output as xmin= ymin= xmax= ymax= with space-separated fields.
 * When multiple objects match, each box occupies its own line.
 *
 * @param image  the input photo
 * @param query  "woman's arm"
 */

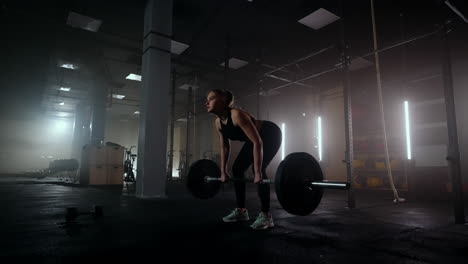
xmin=215 ymin=118 xmax=230 ymax=175
xmin=231 ymin=109 xmax=263 ymax=182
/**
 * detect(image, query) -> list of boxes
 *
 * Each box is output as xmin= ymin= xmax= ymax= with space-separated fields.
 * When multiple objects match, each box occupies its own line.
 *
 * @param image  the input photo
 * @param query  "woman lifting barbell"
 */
xmin=206 ymin=89 xmax=282 ymax=230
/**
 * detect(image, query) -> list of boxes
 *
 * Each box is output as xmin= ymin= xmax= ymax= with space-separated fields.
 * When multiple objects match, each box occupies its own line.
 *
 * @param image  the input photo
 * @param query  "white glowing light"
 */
xmin=59 ymin=87 xmax=71 ymax=92
xmin=172 ymin=168 xmax=180 ymax=178
xmin=56 ymin=112 xmax=69 ymax=117
xmin=134 ymin=111 xmax=140 ymax=114
xmin=318 ymin=116 xmax=322 ymax=161
xmin=112 ymin=94 xmax=126 ymax=100
xmin=60 ymin=64 xmax=77 ymax=70
xmin=58 ymin=102 xmax=65 ymax=106
xmin=281 ymin=123 xmax=286 ymax=160
xmin=311 ymin=182 xmax=347 ymax=187
xmin=404 ymin=101 xmax=412 ymax=160
xmin=126 ymin=73 xmax=142 ymax=81
xmin=55 ymin=121 xmax=66 ymax=130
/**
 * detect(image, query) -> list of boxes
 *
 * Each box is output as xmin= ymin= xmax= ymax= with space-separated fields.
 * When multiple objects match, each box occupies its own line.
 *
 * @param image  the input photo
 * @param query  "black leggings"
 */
xmin=232 ymin=121 xmax=282 ymax=212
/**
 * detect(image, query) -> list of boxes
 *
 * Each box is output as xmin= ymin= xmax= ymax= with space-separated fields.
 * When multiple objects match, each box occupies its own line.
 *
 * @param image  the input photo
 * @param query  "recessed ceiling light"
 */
xmin=219 ymin=58 xmax=249 ymax=69
xmin=59 ymin=87 xmax=71 ymax=92
xmin=171 ymin=40 xmax=190 ymax=55
xmin=298 ymin=8 xmax=340 ymax=30
xmin=134 ymin=111 xmax=140 ymax=114
xmin=60 ymin=64 xmax=77 ymax=70
xmin=178 ymin=84 xmax=199 ymax=90
xmin=59 ymin=102 xmax=65 ymax=106
xmin=66 ymin=12 xmax=102 ymax=32
xmin=112 ymin=94 xmax=126 ymax=100
xmin=126 ymin=73 xmax=142 ymax=82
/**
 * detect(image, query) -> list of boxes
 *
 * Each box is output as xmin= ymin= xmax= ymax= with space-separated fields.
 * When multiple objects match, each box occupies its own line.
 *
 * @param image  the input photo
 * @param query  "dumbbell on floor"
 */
xmin=65 ymin=205 xmax=104 ymax=223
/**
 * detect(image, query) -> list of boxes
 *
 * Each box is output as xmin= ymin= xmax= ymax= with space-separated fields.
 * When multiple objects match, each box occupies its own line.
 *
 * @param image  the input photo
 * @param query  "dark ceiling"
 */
xmin=0 ymin=0 xmax=467 ymax=120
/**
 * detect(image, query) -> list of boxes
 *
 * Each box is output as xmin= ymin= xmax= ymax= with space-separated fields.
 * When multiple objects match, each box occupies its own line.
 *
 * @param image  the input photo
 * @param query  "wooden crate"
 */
xmin=89 ymin=166 xmax=107 ymax=185
xmin=107 ymin=146 xmax=125 ymax=165
xmin=82 ymin=145 xmax=107 ymax=167
xmin=107 ymin=165 xmax=124 ymax=185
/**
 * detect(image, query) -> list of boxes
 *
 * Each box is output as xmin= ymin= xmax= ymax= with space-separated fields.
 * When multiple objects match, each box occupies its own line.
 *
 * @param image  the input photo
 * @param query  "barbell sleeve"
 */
xmin=309 ymin=181 xmax=350 ymax=190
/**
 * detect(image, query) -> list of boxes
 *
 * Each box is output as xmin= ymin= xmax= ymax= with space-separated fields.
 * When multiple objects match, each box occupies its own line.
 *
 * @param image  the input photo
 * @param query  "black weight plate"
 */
xmin=275 ymin=152 xmax=323 ymax=216
xmin=187 ymin=159 xmax=222 ymax=199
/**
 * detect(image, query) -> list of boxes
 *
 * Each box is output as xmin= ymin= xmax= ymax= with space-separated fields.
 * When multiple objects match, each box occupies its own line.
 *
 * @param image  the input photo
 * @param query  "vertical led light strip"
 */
xmin=318 ymin=116 xmax=322 ymax=161
xmin=281 ymin=123 xmax=285 ymax=160
xmin=404 ymin=101 xmax=412 ymax=160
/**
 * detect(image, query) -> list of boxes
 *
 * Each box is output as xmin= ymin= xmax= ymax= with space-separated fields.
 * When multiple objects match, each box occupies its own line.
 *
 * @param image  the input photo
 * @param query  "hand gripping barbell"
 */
xmin=187 ymin=152 xmax=350 ymax=216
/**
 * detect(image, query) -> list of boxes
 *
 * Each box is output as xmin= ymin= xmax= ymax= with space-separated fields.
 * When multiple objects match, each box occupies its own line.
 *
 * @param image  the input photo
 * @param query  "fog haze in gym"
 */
xmin=1 ymin=0 xmax=468 ymax=261
xmin=2 ymin=0 xmax=467 ymax=188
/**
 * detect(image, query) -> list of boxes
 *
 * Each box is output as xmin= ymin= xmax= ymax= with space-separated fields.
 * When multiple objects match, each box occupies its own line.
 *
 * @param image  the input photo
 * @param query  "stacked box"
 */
xmin=107 ymin=146 xmax=125 ymax=185
xmin=107 ymin=146 xmax=125 ymax=165
xmin=89 ymin=165 xmax=108 ymax=185
xmin=80 ymin=144 xmax=125 ymax=185
xmin=108 ymin=165 xmax=125 ymax=185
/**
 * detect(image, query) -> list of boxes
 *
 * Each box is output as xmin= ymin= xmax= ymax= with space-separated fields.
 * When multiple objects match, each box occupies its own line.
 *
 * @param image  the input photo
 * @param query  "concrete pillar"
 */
xmin=90 ymin=77 xmax=107 ymax=145
xmin=71 ymin=103 xmax=91 ymax=164
xmin=136 ymin=0 xmax=173 ymax=198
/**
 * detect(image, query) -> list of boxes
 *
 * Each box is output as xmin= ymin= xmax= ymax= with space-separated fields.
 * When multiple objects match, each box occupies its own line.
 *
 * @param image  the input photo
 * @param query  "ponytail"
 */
xmin=210 ymin=89 xmax=235 ymax=108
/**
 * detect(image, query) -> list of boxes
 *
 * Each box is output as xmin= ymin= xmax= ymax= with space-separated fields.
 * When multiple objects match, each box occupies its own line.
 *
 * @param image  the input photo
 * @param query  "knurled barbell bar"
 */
xmin=186 ymin=152 xmax=350 ymax=216
xmin=204 ymin=177 xmax=349 ymax=189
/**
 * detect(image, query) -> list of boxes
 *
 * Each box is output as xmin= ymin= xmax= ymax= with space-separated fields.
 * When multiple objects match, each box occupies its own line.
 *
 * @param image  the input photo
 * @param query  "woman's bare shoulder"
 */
xmin=214 ymin=117 xmax=221 ymax=129
xmin=230 ymin=108 xmax=253 ymax=126
xmin=230 ymin=108 xmax=249 ymax=117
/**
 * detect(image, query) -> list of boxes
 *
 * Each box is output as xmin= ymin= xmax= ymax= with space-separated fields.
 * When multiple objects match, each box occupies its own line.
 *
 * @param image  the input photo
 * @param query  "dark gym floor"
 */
xmin=1 ymin=175 xmax=467 ymax=263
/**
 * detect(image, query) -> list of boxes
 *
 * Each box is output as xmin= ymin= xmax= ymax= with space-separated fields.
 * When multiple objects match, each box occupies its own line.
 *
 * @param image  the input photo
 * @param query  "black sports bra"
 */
xmin=220 ymin=108 xmax=256 ymax=142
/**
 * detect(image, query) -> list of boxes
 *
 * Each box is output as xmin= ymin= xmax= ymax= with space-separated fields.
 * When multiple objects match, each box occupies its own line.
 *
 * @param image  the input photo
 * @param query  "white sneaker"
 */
xmin=222 ymin=208 xmax=250 ymax=222
xmin=250 ymin=212 xmax=274 ymax=230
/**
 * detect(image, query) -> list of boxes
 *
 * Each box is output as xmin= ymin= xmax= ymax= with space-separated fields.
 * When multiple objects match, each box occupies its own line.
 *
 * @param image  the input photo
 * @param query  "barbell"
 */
xmin=187 ymin=152 xmax=350 ymax=216
xmin=204 ymin=177 xmax=349 ymax=188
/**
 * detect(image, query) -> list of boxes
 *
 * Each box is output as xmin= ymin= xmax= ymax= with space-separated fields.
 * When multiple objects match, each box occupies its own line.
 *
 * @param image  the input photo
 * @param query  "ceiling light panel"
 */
xmin=298 ymin=8 xmax=340 ymax=30
xmin=178 ymin=84 xmax=199 ymax=90
xmin=126 ymin=73 xmax=142 ymax=81
xmin=171 ymin=40 xmax=190 ymax=55
xmin=112 ymin=94 xmax=126 ymax=100
xmin=220 ymin=58 xmax=249 ymax=70
xmin=67 ymin=12 xmax=102 ymax=32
